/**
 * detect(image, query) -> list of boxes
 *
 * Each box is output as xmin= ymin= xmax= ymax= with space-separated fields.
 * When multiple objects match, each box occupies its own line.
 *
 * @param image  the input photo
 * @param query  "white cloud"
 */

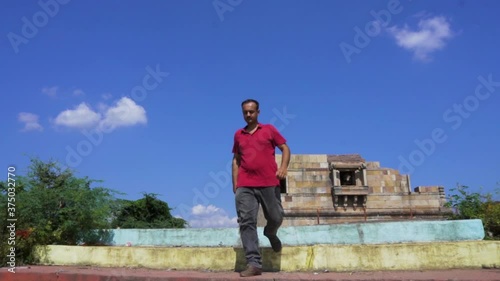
xmin=42 ymin=86 xmax=58 ymax=97
xmin=98 ymin=97 xmax=147 ymax=131
xmin=52 ymin=97 xmax=147 ymax=132
xmin=18 ymin=112 xmax=43 ymax=132
xmin=54 ymin=103 xmax=101 ymax=129
xmin=188 ymin=204 xmax=238 ymax=228
xmin=192 ymin=205 xmax=221 ymax=216
xmin=388 ymin=16 xmax=453 ymax=62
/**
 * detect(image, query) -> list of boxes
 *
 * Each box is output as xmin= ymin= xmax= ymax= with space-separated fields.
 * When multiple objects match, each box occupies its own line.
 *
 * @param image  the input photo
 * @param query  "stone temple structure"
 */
xmin=258 ymin=154 xmax=450 ymax=226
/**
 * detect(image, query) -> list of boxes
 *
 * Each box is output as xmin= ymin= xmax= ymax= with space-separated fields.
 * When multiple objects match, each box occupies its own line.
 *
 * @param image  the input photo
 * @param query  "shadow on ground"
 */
xmin=233 ymin=247 xmax=282 ymax=272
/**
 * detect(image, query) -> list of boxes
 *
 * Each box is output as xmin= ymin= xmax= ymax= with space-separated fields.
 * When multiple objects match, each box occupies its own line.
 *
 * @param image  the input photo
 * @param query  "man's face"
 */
xmin=242 ymin=102 xmax=259 ymax=125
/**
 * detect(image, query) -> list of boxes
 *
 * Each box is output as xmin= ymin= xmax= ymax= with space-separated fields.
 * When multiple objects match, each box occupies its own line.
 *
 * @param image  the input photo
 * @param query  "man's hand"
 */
xmin=276 ymin=143 xmax=290 ymax=180
xmin=276 ymin=167 xmax=287 ymax=180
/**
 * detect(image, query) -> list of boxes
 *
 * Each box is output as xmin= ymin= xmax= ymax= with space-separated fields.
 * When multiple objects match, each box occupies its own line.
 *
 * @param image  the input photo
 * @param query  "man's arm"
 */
xmin=232 ymin=153 xmax=241 ymax=194
xmin=276 ymin=143 xmax=290 ymax=179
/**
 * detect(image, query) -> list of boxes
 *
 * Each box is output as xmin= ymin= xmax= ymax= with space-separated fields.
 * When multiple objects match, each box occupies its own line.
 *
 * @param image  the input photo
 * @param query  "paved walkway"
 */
xmin=1 ymin=266 xmax=499 ymax=281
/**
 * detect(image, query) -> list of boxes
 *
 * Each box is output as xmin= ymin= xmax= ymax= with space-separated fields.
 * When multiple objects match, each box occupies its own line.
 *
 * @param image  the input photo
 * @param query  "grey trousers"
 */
xmin=235 ymin=186 xmax=284 ymax=268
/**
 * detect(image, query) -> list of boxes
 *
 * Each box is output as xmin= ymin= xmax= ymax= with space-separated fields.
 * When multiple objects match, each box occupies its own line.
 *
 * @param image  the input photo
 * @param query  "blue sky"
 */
xmin=1 ymin=0 xmax=499 ymax=228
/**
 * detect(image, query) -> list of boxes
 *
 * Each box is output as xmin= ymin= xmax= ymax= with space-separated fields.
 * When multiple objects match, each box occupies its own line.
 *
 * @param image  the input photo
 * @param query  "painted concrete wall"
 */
xmin=108 ymin=219 xmax=484 ymax=247
xmin=36 ymin=241 xmax=500 ymax=272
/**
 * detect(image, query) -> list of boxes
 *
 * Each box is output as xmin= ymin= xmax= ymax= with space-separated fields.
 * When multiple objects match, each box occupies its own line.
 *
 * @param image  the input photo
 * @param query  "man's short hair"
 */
xmin=241 ymin=99 xmax=259 ymax=110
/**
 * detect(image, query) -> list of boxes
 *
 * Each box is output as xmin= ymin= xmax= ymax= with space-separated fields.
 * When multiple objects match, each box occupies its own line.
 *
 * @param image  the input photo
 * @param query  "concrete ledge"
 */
xmin=34 ymin=241 xmax=500 ymax=272
xmin=107 ymin=220 xmax=484 ymax=247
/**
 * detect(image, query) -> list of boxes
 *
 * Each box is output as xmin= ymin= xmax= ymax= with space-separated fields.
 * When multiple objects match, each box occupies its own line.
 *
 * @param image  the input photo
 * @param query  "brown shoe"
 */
xmin=240 ymin=265 xmax=262 ymax=277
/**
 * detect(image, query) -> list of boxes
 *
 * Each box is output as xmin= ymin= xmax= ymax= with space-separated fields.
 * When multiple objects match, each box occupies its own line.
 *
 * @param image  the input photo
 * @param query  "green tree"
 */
xmin=445 ymin=184 xmax=500 ymax=240
xmin=111 ymin=193 xmax=186 ymax=229
xmin=0 ymin=158 xmax=118 ymax=264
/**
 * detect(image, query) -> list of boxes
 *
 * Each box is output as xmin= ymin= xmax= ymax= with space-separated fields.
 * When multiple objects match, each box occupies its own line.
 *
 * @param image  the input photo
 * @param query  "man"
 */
xmin=232 ymin=99 xmax=291 ymax=277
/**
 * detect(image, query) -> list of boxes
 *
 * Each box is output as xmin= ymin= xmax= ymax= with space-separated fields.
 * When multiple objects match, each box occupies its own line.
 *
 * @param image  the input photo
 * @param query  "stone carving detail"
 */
xmin=330 ymin=155 xmax=369 ymax=211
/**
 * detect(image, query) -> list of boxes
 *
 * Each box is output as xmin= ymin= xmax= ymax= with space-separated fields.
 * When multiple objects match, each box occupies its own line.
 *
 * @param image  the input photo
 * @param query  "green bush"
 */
xmin=111 ymin=193 xmax=187 ymax=229
xmin=0 ymin=158 xmax=187 ymax=265
xmin=0 ymin=158 xmax=118 ymax=265
xmin=482 ymin=200 xmax=500 ymax=238
xmin=445 ymin=184 xmax=500 ymax=240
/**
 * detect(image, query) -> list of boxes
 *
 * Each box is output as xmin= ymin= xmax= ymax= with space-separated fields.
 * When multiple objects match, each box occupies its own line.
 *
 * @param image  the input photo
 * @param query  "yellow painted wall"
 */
xmin=35 ymin=241 xmax=499 ymax=272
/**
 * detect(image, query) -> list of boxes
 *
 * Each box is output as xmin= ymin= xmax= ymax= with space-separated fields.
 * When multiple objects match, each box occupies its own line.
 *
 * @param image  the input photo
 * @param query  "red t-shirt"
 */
xmin=232 ymin=123 xmax=287 ymax=187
